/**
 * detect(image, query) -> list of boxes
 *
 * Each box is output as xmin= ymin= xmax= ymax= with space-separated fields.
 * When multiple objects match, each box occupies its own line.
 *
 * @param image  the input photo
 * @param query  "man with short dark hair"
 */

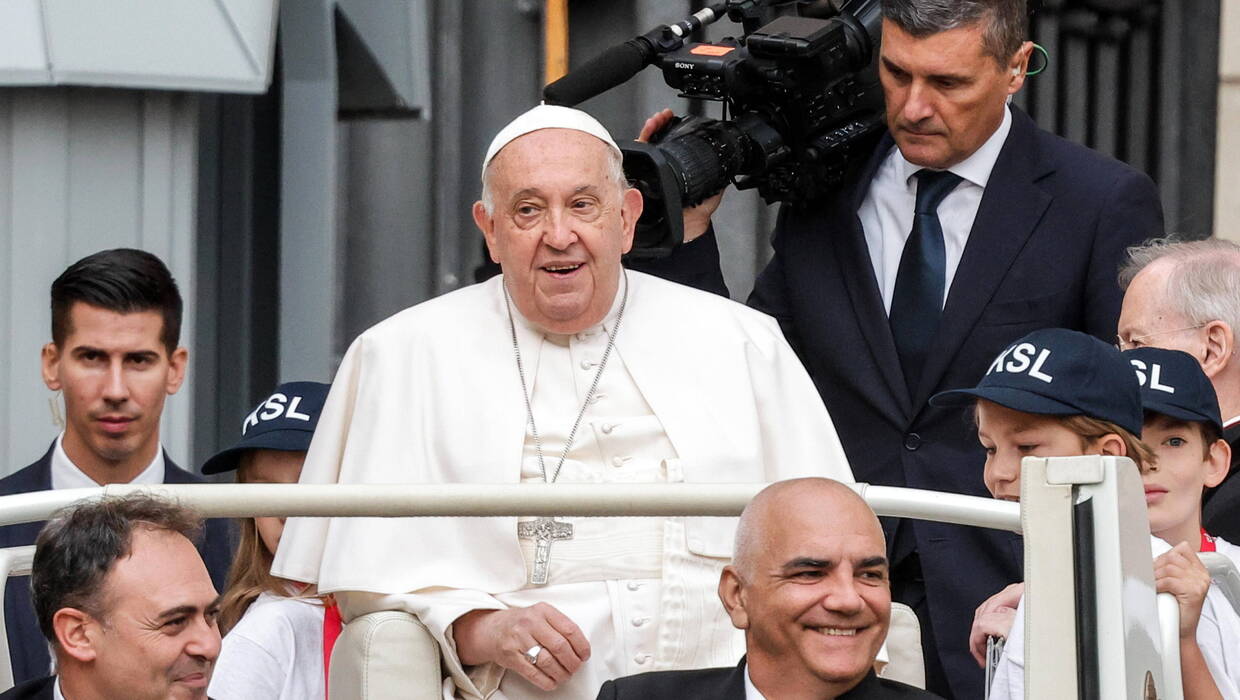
xmin=0 ymin=494 xmax=221 ymax=699
xmin=641 ymin=1 xmax=1164 ymax=694
xmin=598 ymin=479 xmax=940 ymax=699
xmin=1118 ymin=237 xmax=1240 ymax=542
xmin=0 ymin=249 xmax=232 ymax=685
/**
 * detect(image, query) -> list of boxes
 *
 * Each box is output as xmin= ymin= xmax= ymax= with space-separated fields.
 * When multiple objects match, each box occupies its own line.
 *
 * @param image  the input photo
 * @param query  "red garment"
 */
xmin=322 ymin=600 xmax=344 ymax=699
xmin=1202 ymin=528 xmax=1217 ymax=553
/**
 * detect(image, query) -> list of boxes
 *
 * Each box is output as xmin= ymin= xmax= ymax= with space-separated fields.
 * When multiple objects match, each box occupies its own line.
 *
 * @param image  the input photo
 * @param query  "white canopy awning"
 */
xmin=0 ymin=0 xmax=278 ymax=93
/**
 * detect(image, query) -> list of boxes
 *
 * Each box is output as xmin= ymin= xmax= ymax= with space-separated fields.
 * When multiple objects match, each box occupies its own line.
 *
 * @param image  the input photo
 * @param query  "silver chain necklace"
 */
xmin=504 ymin=270 xmax=628 ymax=484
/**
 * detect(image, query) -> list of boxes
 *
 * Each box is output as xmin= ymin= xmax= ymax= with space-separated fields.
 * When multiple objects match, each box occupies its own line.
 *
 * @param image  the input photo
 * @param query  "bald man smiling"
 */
xmin=598 ymin=479 xmax=941 ymax=700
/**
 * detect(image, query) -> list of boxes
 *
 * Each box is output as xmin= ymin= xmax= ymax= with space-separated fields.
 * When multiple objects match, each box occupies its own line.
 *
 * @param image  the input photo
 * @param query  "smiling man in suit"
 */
xmin=638 ymin=1 xmax=1164 ymax=695
xmin=597 ymin=479 xmax=939 ymax=700
xmin=0 ymin=495 xmax=221 ymax=700
xmin=0 ymin=249 xmax=232 ymax=685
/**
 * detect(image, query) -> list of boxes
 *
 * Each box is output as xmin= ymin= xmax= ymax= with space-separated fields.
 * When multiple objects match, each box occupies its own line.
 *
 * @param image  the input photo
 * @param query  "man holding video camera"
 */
xmin=641 ymin=1 xmax=1164 ymax=696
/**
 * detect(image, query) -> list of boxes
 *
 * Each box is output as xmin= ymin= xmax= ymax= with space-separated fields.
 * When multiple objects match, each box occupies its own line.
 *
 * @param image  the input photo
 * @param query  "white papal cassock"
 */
xmin=273 ymin=270 xmax=854 ymax=699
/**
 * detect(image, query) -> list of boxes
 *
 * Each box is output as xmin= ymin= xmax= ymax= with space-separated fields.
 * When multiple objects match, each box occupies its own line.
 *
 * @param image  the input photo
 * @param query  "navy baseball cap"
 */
xmin=931 ymin=328 xmax=1143 ymax=436
xmin=201 ymin=381 xmax=331 ymax=475
xmin=1124 ymin=347 xmax=1223 ymax=433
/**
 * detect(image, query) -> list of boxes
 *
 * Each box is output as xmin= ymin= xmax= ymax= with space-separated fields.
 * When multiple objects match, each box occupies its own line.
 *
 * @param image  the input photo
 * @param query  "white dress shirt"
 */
xmin=858 ymin=106 xmax=1013 ymax=312
xmin=50 ymin=433 xmax=165 ymax=490
xmin=53 ymin=677 xmax=65 ymax=700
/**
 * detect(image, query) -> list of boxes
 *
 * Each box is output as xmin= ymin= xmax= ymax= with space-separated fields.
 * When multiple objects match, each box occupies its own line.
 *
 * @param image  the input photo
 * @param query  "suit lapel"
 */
xmin=832 ymin=133 xmax=915 ymax=419
xmin=715 ymin=657 xmax=748 ymax=700
xmin=913 ymin=108 xmax=1054 ymax=408
xmin=161 ymin=453 xmax=201 ymax=483
xmin=27 ymin=447 xmax=53 ymax=490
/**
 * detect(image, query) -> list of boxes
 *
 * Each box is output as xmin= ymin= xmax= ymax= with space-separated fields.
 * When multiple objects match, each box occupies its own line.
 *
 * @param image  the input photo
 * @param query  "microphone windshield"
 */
xmin=544 ymin=41 xmax=650 ymax=106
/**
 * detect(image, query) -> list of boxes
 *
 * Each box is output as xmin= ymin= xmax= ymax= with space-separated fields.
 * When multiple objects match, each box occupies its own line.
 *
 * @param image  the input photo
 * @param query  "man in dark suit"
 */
xmin=1117 ymin=238 xmax=1240 ymax=541
xmin=0 ymin=494 xmax=220 ymax=700
xmin=0 ymin=249 xmax=232 ymax=685
xmin=636 ymin=2 xmax=1163 ymax=695
xmin=597 ymin=479 xmax=939 ymax=699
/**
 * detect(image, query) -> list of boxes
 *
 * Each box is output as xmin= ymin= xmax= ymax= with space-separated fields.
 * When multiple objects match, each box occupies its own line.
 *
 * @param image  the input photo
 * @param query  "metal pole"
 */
xmin=0 ymin=483 xmax=1022 ymax=532
xmin=544 ymin=0 xmax=570 ymax=84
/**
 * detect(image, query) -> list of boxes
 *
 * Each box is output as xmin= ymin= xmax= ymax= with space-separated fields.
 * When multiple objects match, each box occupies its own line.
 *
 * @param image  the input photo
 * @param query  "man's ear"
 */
xmin=1098 ymin=433 xmax=1127 ymax=457
xmin=1204 ymin=438 xmax=1231 ymax=489
xmin=618 ymin=187 xmax=643 ymax=256
xmin=53 ymin=608 xmax=98 ymax=663
xmin=166 ymin=347 xmax=189 ymax=396
xmin=472 ymin=201 xmax=502 ymax=264
xmin=718 ymin=566 xmax=750 ymax=631
xmin=1005 ymin=41 xmax=1035 ymax=95
xmin=41 ymin=343 xmax=62 ymax=392
xmin=1200 ymin=321 xmax=1234 ymax=380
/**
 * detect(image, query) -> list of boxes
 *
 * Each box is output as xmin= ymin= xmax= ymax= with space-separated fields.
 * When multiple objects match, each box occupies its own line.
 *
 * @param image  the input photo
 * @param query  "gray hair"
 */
xmin=881 ymin=0 xmax=1027 ymax=63
xmin=1119 ymin=236 xmax=1240 ymax=333
xmin=31 ymin=495 xmax=202 ymax=647
xmin=480 ymin=136 xmax=628 ymax=216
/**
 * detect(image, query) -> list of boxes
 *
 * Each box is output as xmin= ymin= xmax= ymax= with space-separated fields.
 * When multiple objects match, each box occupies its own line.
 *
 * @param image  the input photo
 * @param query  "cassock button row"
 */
xmin=631 ymin=617 xmax=648 ymax=627
xmin=634 ymin=655 xmax=649 ymax=665
xmin=580 ymin=359 xmax=595 ymax=370
xmin=626 ymin=581 xmax=642 ymax=591
xmin=612 ymin=456 xmax=629 ymax=468
xmin=601 ymin=423 xmax=616 ymax=434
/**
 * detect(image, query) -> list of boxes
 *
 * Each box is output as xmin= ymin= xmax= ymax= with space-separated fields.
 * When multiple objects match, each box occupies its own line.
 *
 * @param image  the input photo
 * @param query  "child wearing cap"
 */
xmin=931 ymin=327 xmax=1154 ymax=502
xmin=1128 ymin=347 xmax=1238 ymax=696
xmin=205 ymin=382 xmax=339 ymax=700
xmin=938 ymin=334 xmax=1225 ymax=698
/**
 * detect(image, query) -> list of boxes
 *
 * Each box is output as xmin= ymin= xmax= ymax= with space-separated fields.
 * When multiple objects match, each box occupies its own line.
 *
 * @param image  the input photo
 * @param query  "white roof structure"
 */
xmin=0 ymin=0 xmax=277 ymax=93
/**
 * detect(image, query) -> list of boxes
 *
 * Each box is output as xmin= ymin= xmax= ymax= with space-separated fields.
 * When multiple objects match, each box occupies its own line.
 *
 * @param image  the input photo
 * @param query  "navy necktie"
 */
xmin=889 ymin=168 xmax=962 ymax=391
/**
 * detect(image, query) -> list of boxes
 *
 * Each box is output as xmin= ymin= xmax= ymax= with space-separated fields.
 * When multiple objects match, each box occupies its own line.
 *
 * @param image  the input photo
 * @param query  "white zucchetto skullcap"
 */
xmin=481 ymin=103 xmax=622 ymax=181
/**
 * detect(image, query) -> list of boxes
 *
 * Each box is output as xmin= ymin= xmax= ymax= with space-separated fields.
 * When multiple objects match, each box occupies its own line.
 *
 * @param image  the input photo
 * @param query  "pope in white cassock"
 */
xmin=272 ymin=104 xmax=855 ymax=700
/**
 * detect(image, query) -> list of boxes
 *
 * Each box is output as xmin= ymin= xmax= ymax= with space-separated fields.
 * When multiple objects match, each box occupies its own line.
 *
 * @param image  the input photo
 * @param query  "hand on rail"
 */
xmin=969 ymin=582 xmax=1023 ymax=666
xmin=452 ymin=603 xmax=591 ymax=691
xmin=636 ymin=108 xmax=722 ymax=244
xmin=1155 ymin=542 xmax=1211 ymax=639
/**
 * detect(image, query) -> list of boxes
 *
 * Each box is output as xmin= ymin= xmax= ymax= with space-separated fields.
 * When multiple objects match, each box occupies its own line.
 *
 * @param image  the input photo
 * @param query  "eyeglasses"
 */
xmin=1115 ymin=324 xmax=1206 ymax=351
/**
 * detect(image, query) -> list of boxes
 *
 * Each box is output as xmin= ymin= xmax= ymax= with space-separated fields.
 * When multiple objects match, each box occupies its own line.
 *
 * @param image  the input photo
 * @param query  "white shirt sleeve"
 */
xmin=210 ymin=634 xmax=290 ymax=700
xmin=208 ymin=595 xmax=326 ymax=700
xmin=1199 ymin=538 xmax=1240 ymax=697
xmin=987 ymin=595 xmax=1025 ymax=700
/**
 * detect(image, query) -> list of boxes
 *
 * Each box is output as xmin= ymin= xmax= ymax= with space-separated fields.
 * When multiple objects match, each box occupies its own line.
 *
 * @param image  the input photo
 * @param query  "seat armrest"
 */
xmin=328 ymin=610 xmax=442 ymax=700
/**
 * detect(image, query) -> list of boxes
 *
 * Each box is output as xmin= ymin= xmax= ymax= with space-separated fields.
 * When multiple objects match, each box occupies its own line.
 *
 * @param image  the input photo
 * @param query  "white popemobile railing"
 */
xmin=0 ymin=464 xmax=1233 ymax=698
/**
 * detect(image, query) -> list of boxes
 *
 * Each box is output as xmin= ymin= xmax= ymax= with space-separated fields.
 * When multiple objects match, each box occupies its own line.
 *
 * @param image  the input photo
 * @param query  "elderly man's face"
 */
xmin=880 ymin=19 xmax=1029 ymax=169
xmin=725 ymin=485 xmax=890 ymax=693
xmin=474 ymin=128 xmax=642 ymax=334
xmin=1118 ymin=261 xmax=1206 ymax=358
xmin=85 ymin=528 xmax=221 ymax=699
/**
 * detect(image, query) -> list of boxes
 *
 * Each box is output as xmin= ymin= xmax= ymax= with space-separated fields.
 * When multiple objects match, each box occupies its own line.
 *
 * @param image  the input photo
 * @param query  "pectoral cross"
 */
xmin=517 ymin=517 xmax=574 ymax=585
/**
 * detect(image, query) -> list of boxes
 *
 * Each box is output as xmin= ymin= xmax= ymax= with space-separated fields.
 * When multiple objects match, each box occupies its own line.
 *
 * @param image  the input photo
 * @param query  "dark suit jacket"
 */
xmin=0 ymin=675 xmax=52 ymax=699
xmin=597 ymin=659 xmax=941 ymax=699
xmin=0 ymin=445 xmax=234 ymax=685
xmin=0 ymin=675 xmax=218 ymax=700
xmin=1202 ymin=424 xmax=1240 ymax=541
xmin=637 ymin=106 xmax=1163 ymax=697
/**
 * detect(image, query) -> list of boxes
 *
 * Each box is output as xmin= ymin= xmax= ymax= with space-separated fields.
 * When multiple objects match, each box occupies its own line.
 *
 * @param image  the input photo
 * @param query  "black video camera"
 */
xmin=544 ymin=0 xmax=886 ymax=257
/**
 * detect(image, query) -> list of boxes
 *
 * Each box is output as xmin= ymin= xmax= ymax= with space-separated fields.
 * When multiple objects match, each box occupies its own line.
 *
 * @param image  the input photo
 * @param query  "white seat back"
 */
xmin=879 ymin=601 xmax=925 ymax=689
xmin=327 ymin=611 xmax=441 ymax=700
